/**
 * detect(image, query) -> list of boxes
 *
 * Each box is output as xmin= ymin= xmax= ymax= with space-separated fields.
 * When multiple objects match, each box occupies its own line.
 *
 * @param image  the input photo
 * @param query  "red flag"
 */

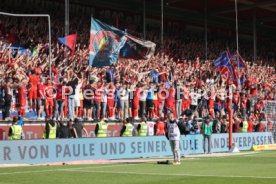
xmin=58 ymin=33 xmax=77 ymax=55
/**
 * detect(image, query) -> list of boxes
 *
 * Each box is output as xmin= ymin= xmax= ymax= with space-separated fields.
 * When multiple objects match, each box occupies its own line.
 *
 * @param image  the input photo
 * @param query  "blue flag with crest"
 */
xmin=89 ymin=18 xmax=127 ymax=67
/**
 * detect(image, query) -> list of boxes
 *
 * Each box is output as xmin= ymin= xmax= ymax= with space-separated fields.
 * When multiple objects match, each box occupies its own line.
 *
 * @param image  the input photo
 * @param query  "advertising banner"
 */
xmin=0 ymin=132 xmax=274 ymax=165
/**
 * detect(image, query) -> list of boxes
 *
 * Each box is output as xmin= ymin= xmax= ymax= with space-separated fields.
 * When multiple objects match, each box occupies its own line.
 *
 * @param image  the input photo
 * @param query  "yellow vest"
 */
xmin=48 ymin=123 xmax=57 ymax=139
xmin=138 ymin=122 xmax=148 ymax=136
xmin=239 ymin=121 xmax=248 ymax=133
xmin=96 ymin=121 xmax=108 ymax=137
xmin=122 ymin=123 xmax=134 ymax=137
xmin=10 ymin=125 xmax=22 ymax=140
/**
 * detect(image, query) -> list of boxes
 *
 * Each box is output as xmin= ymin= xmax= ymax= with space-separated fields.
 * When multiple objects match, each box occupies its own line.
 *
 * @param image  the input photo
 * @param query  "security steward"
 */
xmin=120 ymin=118 xmax=134 ymax=137
xmin=137 ymin=117 xmax=148 ymax=136
xmin=239 ymin=116 xmax=248 ymax=133
xmin=95 ymin=117 xmax=108 ymax=137
xmin=8 ymin=117 xmax=23 ymax=140
xmin=43 ymin=118 xmax=57 ymax=139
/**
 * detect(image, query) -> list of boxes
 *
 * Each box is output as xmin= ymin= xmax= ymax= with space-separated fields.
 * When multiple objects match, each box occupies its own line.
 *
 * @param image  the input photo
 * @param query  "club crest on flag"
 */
xmin=92 ymin=31 xmax=124 ymax=63
xmin=213 ymin=51 xmax=236 ymax=81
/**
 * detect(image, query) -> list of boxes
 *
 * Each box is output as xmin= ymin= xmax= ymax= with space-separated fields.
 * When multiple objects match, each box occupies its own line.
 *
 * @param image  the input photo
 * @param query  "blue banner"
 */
xmin=0 ymin=132 xmax=274 ymax=164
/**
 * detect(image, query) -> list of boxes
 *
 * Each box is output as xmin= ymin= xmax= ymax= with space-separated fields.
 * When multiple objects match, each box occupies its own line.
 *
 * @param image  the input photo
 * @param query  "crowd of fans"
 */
xmin=0 ymin=0 xmax=275 ymax=137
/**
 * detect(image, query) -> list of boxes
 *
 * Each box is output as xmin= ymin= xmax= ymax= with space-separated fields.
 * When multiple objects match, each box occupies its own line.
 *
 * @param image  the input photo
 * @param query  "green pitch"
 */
xmin=0 ymin=151 xmax=276 ymax=184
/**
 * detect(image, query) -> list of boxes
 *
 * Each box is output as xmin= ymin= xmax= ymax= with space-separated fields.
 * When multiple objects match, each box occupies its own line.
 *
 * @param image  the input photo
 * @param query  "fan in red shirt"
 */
xmin=18 ymin=79 xmax=28 ymax=117
xmin=132 ymin=84 xmax=140 ymax=119
xmin=107 ymin=82 xmax=116 ymax=119
xmin=208 ymin=86 xmax=216 ymax=117
xmin=45 ymin=79 xmax=55 ymax=118
xmin=55 ymin=80 xmax=66 ymax=120
xmin=28 ymin=70 xmax=39 ymax=111
xmin=158 ymin=67 xmax=167 ymax=82
xmin=165 ymin=84 xmax=176 ymax=117
xmin=247 ymin=117 xmax=254 ymax=132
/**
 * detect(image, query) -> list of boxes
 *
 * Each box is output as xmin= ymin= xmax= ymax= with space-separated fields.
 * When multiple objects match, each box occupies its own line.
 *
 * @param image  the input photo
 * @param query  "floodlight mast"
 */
xmin=0 ymin=12 xmax=52 ymax=79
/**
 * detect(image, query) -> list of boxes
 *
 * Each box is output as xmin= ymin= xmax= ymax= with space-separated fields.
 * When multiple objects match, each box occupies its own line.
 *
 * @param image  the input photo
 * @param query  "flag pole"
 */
xmin=235 ymin=0 xmax=239 ymax=53
xmin=65 ymin=0 xmax=69 ymax=36
xmin=161 ymin=0 xmax=164 ymax=50
xmin=0 ymin=12 xmax=52 ymax=79
xmin=143 ymin=0 xmax=146 ymax=39
xmin=204 ymin=0 xmax=208 ymax=61
xmin=235 ymin=0 xmax=241 ymax=91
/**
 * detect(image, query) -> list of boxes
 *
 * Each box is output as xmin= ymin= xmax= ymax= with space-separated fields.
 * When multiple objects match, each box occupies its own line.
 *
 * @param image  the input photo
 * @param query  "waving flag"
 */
xmin=231 ymin=51 xmax=246 ymax=68
xmin=213 ymin=51 xmax=236 ymax=80
xmin=89 ymin=18 xmax=127 ymax=67
xmin=58 ymin=33 xmax=77 ymax=55
xmin=120 ymin=34 xmax=156 ymax=59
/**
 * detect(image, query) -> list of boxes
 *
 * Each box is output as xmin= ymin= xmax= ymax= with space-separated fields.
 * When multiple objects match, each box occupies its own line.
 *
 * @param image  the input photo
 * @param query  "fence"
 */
xmin=264 ymin=100 xmax=276 ymax=142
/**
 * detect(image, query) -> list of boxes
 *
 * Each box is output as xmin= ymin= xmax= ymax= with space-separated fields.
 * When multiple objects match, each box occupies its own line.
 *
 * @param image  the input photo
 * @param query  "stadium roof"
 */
xmin=69 ymin=0 xmax=276 ymax=38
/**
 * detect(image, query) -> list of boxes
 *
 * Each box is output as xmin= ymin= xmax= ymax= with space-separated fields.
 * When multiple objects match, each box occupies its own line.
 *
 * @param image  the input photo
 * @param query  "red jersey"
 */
xmin=240 ymin=98 xmax=247 ymax=108
xmin=44 ymin=84 xmax=54 ymax=100
xmin=133 ymin=87 xmax=140 ymax=101
xmin=165 ymin=88 xmax=175 ymax=108
xmin=233 ymin=92 xmax=240 ymax=104
xmin=18 ymin=85 xmax=27 ymax=106
xmin=37 ymin=83 xmax=45 ymax=98
xmin=29 ymin=74 xmax=39 ymax=89
xmin=34 ymin=67 xmax=42 ymax=75
xmin=107 ymin=87 xmax=115 ymax=101
xmin=159 ymin=71 xmax=167 ymax=82
xmin=247 ymin=121 xmax=253 ymax=132
xmin=155 ymin=121 xmax=166 ymax=136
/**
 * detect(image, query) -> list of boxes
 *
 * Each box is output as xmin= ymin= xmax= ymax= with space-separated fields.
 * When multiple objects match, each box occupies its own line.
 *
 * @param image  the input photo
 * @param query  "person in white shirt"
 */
xmin=118 ymin=83 xmax=129 ymax=120
xmin=101 ymin=83 xmax=109 ymax=119
xmin=139 ymin=83 xmax=148 ymax=118
xmin=166 ymin=113 xmax=181 ymax=165
xmin=74 ymin=79 xmax=83 ymax=119
xmin=190 ymin=89 xmax=201 ymax=111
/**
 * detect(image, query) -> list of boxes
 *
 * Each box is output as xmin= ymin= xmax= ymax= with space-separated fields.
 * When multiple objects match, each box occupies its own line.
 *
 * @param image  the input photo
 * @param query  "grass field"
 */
xmin=0 ymin=151 xmax=276 ymax=184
